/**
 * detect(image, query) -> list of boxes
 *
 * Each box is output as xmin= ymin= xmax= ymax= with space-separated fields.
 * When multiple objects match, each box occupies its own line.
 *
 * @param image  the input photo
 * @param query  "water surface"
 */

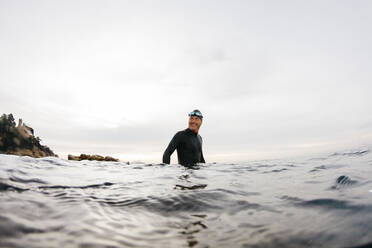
xmin=1 ymin=150 xmax=372 ymax=247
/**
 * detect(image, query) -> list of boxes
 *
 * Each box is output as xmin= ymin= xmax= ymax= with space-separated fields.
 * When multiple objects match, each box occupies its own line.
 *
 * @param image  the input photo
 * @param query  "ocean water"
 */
xmin=1 ymin=150 xmax=372 ymax=248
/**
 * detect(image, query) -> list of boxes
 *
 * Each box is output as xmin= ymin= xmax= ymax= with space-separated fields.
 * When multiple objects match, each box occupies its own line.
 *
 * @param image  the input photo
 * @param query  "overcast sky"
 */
xmin=1 ymin=0 xmax=371 ymax=162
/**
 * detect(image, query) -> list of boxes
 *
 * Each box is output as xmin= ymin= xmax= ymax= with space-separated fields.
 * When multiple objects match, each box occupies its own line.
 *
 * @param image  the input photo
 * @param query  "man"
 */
xmin=162 ymin=109 xmax=205 ymax=166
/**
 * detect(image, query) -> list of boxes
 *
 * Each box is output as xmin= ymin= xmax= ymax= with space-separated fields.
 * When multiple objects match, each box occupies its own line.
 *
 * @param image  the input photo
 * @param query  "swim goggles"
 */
xmin=188 ymin=111 xmax=203 ymax=118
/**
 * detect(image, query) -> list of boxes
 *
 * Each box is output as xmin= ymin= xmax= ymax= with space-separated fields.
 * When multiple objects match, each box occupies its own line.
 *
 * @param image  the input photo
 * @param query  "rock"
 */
xmin=68 ymin=154 xmax=119 ymax=162
xmin=0 ymin=113 xmax=57 ymax=158
xmin=68 ymin=154 xmax=79 ymax=160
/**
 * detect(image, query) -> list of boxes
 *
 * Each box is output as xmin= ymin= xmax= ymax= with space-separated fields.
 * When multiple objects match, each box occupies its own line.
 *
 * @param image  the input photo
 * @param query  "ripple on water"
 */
xmin=1 ymin=152 xmax=372 ymax=247
xmin=10 ymin=175 xmax=47 ymax=184
xmin=0 ymin=215 xmax=44 ymax=238
xmin=0 ymin=182 xmax=27 ymax=192
xmin=296 ymin=198 xmax=372 ymax=212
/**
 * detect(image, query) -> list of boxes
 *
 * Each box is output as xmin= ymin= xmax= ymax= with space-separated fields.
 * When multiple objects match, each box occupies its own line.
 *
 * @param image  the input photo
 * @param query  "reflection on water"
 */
xmin=176 ymin=215 xmax=208 ymax=248
xmin=176 ymin=171 xmax=208 ymax=247
xmin=1 ymin=149 xmax=372 ymax=247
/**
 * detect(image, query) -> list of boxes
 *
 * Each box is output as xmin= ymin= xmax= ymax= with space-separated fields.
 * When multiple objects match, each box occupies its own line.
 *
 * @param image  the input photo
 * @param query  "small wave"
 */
xmin=214 ymin=188 xmax=260 ymax=197
xmin=0 ymin=215 xmax=44 ymax=238
xmin=0 ymin=182 xmax=27 ymax=192
xmin=39 ymin=157 xmax=71 ymax=167
xmin=6 ymin=168 xmax=28 ymax=175
xmin=174 ymin=184 xmax=207 ymax=190
xmin=280 ymin=195 xmax=303 ymax=202
xmin=308 ymin=156 xmax=328 ymax=161
xmin=282 ymin=195 xmax=372 ymax=212
xmin=296 ymin=198 xmax=368 ymax=211
xmin=263 ymin=168 xmax=288 ymax=173
xmin=141 ymin=192 xmax=225 ymax=214
xmin=256 ymin=164 xmax=276 ymax=168
xmin=238 ymin=223 xmax=266 ymax=229
xmin=227 ymin=200 xmax=263 ymax=215
xmin=309 ymin=165 xmax=327 ymax=172
xmin=10 ymin=175 xmax=47 ymax=184
xmin=99 ymin=197 xmax=149 ymax=207
xmin=38 ymin=182 xmax=114 ymax=190
xmin=330 ymin=149 xmax=370 ymax=157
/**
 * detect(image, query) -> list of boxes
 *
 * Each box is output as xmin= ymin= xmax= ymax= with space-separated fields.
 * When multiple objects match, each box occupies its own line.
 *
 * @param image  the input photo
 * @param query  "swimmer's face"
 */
xmin=188 ymin=116 xmax=202 ymax=132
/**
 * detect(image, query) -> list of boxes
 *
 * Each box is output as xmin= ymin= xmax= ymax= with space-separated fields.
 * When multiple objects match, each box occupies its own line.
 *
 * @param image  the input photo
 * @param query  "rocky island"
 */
xmin=0 ymin=114 xmax=57 ymax=158
xmin=1 ymin=113 xmax=120 ymax=162
xmin=68 ymin=154 xmax=119 ymax=162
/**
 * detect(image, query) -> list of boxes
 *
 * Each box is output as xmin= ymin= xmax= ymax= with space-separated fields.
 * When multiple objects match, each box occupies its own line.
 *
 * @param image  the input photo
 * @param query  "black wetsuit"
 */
xmin=163 ymin=128 xmax=205 ymax=166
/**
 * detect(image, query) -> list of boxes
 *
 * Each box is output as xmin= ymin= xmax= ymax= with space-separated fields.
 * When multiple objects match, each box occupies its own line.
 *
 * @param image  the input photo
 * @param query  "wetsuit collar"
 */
xmin=186 ymin=128 xmax=198 ymax=135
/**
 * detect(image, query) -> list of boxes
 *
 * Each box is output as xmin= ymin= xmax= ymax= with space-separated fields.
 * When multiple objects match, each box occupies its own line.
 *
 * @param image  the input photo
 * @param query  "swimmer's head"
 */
xmin=188 ymin=109 xmax=203 ymax=132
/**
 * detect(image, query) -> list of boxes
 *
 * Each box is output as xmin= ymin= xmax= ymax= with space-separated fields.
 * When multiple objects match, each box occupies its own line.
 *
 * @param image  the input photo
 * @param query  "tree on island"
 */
xmin=0 ymin=113 xmax=57 ymax=158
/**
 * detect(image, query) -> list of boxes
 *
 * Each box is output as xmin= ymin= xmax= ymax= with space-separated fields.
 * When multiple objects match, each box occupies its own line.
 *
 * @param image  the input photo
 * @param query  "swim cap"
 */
xmin=188 ymin=109 xmax=203 ymax=119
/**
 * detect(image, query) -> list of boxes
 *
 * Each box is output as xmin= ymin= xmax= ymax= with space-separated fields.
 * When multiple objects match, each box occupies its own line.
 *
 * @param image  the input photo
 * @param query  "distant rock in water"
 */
xmin=0 ymin=113 xmax=57 ymax=158
xmin=68 ymin=154 xmax=119 ymax=162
